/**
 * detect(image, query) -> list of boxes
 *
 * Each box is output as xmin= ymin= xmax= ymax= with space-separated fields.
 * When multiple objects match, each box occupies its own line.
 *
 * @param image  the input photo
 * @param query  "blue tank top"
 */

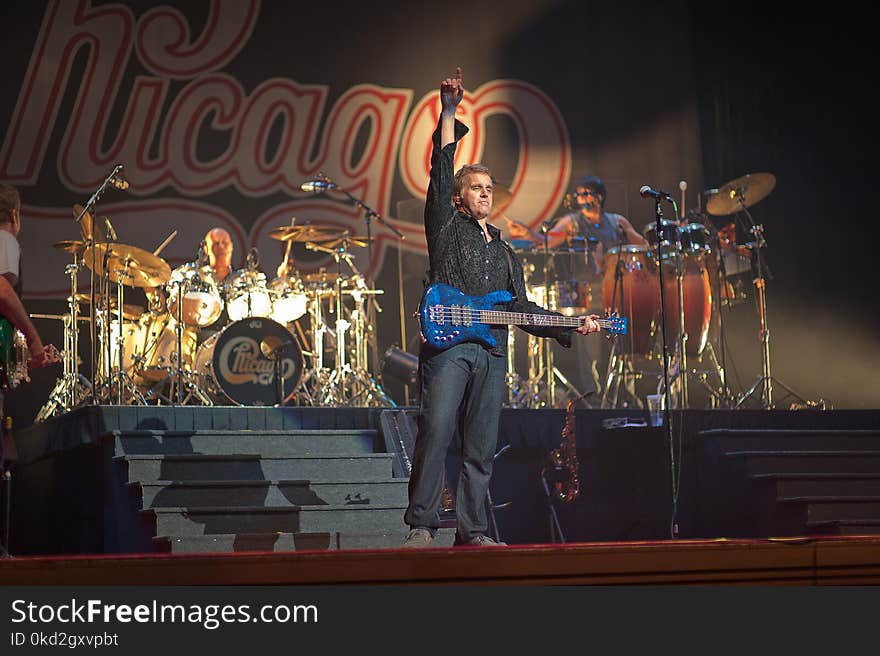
xmin=571 ymin=210 xmax=625 ymax=251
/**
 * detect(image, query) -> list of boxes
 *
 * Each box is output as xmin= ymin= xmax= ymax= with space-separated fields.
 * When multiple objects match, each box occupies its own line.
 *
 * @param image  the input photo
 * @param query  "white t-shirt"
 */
xmin=0 ymin=230 xmax=20 ymax=282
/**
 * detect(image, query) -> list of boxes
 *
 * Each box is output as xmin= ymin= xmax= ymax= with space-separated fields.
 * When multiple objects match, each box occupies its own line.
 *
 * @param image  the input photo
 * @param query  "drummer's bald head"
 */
xmin=206 ymin=228 xmax=232 ymax=246
xmin=205 ymin=228 xmax=233 ymax=267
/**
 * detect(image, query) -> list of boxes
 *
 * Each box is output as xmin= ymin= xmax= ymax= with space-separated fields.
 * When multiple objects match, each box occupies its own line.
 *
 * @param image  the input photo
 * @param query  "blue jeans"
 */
xmin=404 ymin=342 xmax=507 ymax=542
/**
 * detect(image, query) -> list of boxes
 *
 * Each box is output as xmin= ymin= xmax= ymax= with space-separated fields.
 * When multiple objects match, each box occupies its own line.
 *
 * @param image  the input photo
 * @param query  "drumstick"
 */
xmin=679 ymin=180 xmax=687 ymax=221
xmin=153 ymin=230 xmax=178 ymax=256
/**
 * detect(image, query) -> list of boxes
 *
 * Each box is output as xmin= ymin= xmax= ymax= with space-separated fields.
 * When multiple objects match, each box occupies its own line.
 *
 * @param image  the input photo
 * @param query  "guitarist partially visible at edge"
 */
xmin=402 ymin=67 xmax=601 ymax=549
xmin=0 ymin=184 xmax=54 ymax=422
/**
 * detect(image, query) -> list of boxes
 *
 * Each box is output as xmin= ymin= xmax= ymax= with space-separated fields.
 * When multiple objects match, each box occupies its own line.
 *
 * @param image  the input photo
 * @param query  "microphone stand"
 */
xmin=652 ymin=198 xmax=679 ymax=538
xmin=305 ymin=178 xmax=404 ymax=398
xmin=74 ymin=165 xmax=125 ymax=404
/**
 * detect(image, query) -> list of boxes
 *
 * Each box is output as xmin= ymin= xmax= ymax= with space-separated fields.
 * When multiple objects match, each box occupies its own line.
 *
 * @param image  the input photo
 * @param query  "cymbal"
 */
xmin=53 ymin=239 xmax=87 ymax=254
xmin=268 ymin=225 xmax=345 ymax=242
xmin=74 ymin=293 xmax=144 ymax=320
xmin=314 ymin=235 xmax=374 ymax=249
xmin=82 ymin=243 xmax=172 ymax=288
xmin=301 ymin=271 xmax=341 ymax=285
xmin=705 ymin=173 xmax=776 ymax=216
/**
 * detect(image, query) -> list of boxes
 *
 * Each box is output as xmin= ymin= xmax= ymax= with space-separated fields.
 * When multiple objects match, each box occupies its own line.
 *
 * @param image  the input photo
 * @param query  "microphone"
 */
xmin=301 ymin=180 xmax=337 ymax=193
xmin=103 ymin=217 xmax=118 ymax=241
xmin=639 ymin=185 xmax=674 ymax=203
xmin=109 ymin=165 xmax=130 ymax=190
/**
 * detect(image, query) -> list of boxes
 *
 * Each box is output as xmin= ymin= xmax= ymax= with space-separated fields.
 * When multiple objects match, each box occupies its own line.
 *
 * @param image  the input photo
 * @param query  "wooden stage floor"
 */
xmin=4 ymin=535 xmax=880 ymax=585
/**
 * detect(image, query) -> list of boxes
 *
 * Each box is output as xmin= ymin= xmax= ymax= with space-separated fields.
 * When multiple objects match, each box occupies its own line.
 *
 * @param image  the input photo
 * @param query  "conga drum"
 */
xmin=602 ymin=245 xmax=659 ymax=357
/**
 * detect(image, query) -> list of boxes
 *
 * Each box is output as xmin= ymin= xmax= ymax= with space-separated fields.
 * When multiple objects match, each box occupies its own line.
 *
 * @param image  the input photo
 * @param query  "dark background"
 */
xmin=2 ymin=0 xmax=877 ymax=426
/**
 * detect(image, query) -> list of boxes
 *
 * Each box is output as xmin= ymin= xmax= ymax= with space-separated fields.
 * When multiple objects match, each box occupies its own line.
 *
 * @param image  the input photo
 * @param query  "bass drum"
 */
xmin=134 ymin=312 xmax=198 ymax=383
xmin=601 ymin=245 xmax=659 ymax=357
xmin=193 ymin=317 xmax=304 ymax=406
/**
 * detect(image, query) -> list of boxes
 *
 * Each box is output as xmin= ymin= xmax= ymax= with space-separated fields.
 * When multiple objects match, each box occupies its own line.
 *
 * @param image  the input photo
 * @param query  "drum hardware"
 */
xmin=30 ymin=262 xmax=92 ymax=423
xmin=299 ymin=238 xmax=394 ymax=407
xmin=301 ymin=174 xmax=403 ymax=404
xmin=507 ymin=226 xmax=589 ymax=409
xmin=81 ymin=239 xmax=171 ymax=405
xmin=34 ymin=251 xmax=93 ymax=421
xmin=260 ymin=335 xmax=298 ymax=405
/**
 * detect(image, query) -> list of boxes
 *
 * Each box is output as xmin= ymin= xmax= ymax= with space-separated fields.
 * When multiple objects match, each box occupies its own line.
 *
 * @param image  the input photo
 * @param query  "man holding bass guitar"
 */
xmin=402 ymin=67 xmax=603 ymax=548
xmin=0 ymin=185 xmax=57 ymax=433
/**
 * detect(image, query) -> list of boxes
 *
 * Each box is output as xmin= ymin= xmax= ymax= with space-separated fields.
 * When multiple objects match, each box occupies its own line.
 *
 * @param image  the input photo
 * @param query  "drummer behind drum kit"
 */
xmin=35 ymin=211 xmax=393 ymax=421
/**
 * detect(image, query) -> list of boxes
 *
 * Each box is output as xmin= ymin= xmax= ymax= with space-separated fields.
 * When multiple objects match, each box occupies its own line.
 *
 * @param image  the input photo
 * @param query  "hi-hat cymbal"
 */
xmin=268 ymin=225 xmax=345 ymax=242
xmin=705 ymin=173 xmax=776 ymax=216
xmin=53 ymin=239 xmax=87 ymax=254
xmin=82 ymin=243 xmax=172 ymax=287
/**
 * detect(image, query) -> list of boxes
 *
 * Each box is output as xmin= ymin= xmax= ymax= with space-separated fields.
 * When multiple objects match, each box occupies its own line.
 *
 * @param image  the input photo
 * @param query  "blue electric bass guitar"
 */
xmin=419 ymin=283 xmax=628 ymax=350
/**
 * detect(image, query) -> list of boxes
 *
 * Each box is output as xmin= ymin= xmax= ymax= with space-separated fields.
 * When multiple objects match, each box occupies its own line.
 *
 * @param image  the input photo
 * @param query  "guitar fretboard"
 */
xmin=427 ymin=305 xmax=618 ymax=329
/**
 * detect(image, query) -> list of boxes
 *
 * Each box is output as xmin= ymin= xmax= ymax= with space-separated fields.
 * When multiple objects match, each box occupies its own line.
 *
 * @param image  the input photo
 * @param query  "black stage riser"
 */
xmin=5 ymin=406 xmax=880 ymax=555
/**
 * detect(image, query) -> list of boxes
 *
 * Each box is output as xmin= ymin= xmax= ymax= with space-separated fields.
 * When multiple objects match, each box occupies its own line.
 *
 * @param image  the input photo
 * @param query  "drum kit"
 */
xmin=501 ymin=172 xmax=791 ymax=410
xmin=35 ymin=211 xmax=393 ymax=421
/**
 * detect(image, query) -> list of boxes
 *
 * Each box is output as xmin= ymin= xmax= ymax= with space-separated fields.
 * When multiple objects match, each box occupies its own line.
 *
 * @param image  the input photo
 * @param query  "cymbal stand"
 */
xmin=732 ymin=204 xmax=808 ymax=409
xmin=110 ymin=261 xmax=146 ymax=406
xmin=601 ymin=229 xmax=643 ymax=409
xmin=304 ymin=239 xmax=393 ymax=407
xmin=35 ymin=257 xmax=93 ymax=422
xmin=305 ymin=174 xmax=404 ymax=383
xmin=164 ymin=278 xmax=212 ymax=407
xmin=294 ymin=284 xmax=329 ymax=406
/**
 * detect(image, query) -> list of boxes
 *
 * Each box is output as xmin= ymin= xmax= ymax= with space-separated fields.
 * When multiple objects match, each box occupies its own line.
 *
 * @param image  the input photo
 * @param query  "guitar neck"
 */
xmin=437 ymin=306 xmax=614 ymax=329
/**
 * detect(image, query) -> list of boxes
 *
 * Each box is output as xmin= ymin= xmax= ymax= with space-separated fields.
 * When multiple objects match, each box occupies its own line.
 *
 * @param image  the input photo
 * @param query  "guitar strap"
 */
xmin=499 ymin=240 xmax=518 ymax=302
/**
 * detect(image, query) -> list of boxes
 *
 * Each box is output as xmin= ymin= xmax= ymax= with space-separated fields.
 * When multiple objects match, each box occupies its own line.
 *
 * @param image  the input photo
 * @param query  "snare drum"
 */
xmin=193 ymin=317 xmax=304 ymax=405
xmin=268 ymin=276 xmax=308 ymax=324
xmin=167 ymin=263 xmax=224 ymax=327
xmin=644 ymin=219 xmax=681 ymax=261
xmin=225 ymin=269 xmax=273 ymax=321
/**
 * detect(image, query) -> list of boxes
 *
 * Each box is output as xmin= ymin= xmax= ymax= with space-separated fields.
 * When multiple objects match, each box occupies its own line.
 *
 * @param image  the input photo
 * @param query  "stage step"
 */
xmin=701 ymin=429 xmax=880 ymax=451
xmin=110 ymin=429 xmax=379 ymax=457
xmin=751 ymin=473 xmax=880 ymax=498
xmin=134 ymin=478 xmax=409 ymax=508
xmin=804 ymin=520 xmax=880 ymax=536
xmin=119 ymin=453 xmax=395 ymax=482
xmin=153 ymin=528 xmax=457 ymax=553
xmin=725 ymin=450 xmax=880 ymax=475
xmin=145 ymin=504 xmax=408 ymax=536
